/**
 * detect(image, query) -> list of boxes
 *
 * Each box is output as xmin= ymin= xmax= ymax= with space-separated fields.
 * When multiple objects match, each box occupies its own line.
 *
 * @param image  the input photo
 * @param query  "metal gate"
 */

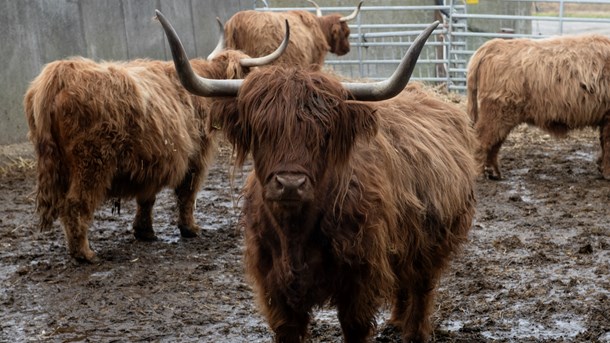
xmin=254 ymin=0 xmax=610 ymax=93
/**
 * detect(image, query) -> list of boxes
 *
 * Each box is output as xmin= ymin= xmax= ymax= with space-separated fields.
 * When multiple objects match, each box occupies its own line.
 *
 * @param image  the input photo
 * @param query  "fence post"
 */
xmin=446 ymin=0 xmax=454 ymax=91
xmin=559 ymin=0 xmax=565 ymax=34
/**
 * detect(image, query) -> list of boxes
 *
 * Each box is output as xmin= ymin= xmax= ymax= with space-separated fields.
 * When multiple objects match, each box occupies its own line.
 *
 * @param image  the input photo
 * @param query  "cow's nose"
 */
xmin=268 ymin=173 xmax=312 ymax=202
xmin=276 ymin=173 xmax=306 ymax=189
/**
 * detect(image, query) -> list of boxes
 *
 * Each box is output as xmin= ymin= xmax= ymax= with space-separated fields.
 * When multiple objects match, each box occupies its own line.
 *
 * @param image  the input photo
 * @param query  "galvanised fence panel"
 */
xmin=255 ymin=0 xmax=610 ymax=93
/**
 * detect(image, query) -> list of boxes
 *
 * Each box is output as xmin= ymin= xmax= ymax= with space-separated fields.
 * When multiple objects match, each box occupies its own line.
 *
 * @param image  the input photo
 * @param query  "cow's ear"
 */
xmin=329 ymin=101 xmax=377 ymax=165
xmin=208 ymin=99 xmax=251 ymax=165
xmin=347 ymin=101 xmax=378 ymax=141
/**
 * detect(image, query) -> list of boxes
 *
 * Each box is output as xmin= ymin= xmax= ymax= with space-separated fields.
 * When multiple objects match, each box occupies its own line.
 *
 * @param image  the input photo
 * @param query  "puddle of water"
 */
xmin=0 ymin=264 xmax=18 ymax=283
xmin=89 ymin=270 xmax=113 ymax=279
xmin=502 ymin=177 xmax=539 ymax=204
xmin=313 ymin=307 xmax=338 ymax=322
xmin=566 ymin=150 xmax=595 ymax=162
xmin=440 ymin=319 xmax=464 ymax=332
xmin=482 ymin=316 xmax=585 ymax=340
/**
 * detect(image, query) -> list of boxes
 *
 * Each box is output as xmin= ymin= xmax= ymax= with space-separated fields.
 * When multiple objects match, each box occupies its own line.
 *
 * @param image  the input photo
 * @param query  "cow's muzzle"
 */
xmin=266 ymin=172 xmax=314 ymax=203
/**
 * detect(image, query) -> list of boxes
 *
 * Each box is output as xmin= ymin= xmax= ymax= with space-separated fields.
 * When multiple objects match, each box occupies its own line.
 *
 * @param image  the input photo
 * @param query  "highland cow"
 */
xmin=221 ymin=0 xmax=363 ymax=69
xmin=161 ymin=17 xmax=477 ymax=342
xmin=467 ymin=34 xmax=610 ymax=180
xmin=23 ymin=11 xmax=288 ymax=262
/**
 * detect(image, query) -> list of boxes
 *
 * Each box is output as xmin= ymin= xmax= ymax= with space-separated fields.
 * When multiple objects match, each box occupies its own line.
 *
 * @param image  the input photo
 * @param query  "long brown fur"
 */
xmin=24 ymin=50 xmax=254 ymax=262
xmin=224 ymin=10 xmax=350 ymax=69
xmin=209 ymin=67 xmax=477 ymax=342
xmin=467 ymin=34 xmax=610 ymax=180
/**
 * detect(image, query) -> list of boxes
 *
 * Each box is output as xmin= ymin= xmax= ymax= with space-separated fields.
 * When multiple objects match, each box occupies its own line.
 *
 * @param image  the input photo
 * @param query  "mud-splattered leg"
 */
xmin=475 ymin=118 xmax=512 ymax=180
xmin=485 ymin=140 xmax=505 ymax=180
xmin=264 ymin=295 xmax=310 ymax=343
xmin=133 ymin=195 xmax=157 ymax=241
xmin=174 ymin=168 xmax=203 ymax=238
xmin=336 ymin=285 xmax=378 ymax=343
xmin=59 ymin=165 xmax=109 ymax=262
xmin=60 ymin=196 xmax=97 ymax=262
xmin=392 ymin=270 xmax=442 ymax=343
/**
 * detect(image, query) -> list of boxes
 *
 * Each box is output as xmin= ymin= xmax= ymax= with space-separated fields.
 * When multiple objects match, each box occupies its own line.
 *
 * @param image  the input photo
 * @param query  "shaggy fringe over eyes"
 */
xmin=232 ymin=66 xmax=377 ymax=170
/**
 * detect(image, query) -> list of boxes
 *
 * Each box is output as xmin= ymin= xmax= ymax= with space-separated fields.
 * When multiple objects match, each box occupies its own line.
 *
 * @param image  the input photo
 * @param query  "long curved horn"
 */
xmin=155 ymin=10 xmax=242 ymax=97
xmin=339 ymin=1 xmax=364 ymax=22
xmin=342 ymin=21 xmax=439 ymax=101
xmin=239 ymin=19 xmax=290 ymax=67
xmin=307 ymin=0 xmax=323 ymax=17
xmin=206 ymin=17 xmax=225 ymax=60
xmin=206 ymin=16 xmax=289 ymax=67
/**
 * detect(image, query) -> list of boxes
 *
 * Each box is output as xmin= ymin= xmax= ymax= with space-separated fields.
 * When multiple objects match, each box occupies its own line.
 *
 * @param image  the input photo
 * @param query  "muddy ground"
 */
xmin=1 ymin=117 xmax=609 ymax=342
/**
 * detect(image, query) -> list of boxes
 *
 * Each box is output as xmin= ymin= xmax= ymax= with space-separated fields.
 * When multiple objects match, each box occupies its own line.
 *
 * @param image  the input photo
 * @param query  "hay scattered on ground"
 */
xmin=0 ymin=143 xmax=35 ymax=177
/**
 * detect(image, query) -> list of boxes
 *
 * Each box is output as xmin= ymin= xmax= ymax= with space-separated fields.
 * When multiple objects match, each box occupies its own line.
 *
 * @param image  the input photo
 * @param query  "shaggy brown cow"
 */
xmin=221 ymin=0 xmax=363 ymax=69
xmin=161 ymin=17 xmax=477 ymax=342
xmin=467 ymin=34 xmax=610 ymax=180
xmin=23 ymin=11 xmax=288 ymax=262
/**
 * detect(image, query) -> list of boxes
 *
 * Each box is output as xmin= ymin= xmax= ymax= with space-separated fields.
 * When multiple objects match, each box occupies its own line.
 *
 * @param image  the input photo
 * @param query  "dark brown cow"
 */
xmin=23 ymin=11 xmax=287 ymax=262
xmin=467 ymin=34 xmax=610 ymax=180
xmin=222 ymin=0 xmax=363 ymax=69
xmin=161 ymin=16 xmax=477 ymax=342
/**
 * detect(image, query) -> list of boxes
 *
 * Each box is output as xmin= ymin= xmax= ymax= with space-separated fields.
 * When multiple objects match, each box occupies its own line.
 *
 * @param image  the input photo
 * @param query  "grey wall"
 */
xmin=0 ymin=0 xmax=252 ymax=145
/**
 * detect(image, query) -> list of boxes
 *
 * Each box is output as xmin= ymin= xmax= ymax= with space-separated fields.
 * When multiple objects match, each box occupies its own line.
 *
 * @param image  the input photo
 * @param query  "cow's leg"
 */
xmin=475 ymin=120 xmax=511 ymax=180
xmin=336 ymin=281 xmax=378 ymax=343
xmin=393 ymin=269 xmax=442 ymax=343
xmin=599 ymin=119 xmax=610 ymax=179
xmin=174 ymin=168 xmax=203 ymax=238
xmin=485 ymin=140 xmax=505 ymax=180
xmin=60 ymin=171 xmax=108 ymax=262
xmin=263 ymin=296 xmax=310 ymax=343
xmin=60 ymin=196 xmax=96 ymax=262
xmin=389 ymin=286 xmax=409 ymax=326
xmin=133 ymin=195 xmax=157 ymax=241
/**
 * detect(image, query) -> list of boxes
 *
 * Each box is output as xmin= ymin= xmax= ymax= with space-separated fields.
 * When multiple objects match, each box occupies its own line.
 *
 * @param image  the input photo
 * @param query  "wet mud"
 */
xmin=1 ymin=123 xmax=609 ymax=342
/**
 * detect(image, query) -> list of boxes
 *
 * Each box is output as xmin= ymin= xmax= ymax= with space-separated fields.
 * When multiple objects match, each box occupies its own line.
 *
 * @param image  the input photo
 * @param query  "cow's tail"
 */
xmin=466 ymin=52 xmax=482 ymax=126
xmin=25 ymin=64 xmax=68 ymax=230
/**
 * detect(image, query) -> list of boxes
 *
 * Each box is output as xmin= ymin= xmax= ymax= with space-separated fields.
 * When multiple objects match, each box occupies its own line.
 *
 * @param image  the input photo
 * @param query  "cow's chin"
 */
xmin=264 ymin=197 xmax=314 ymax=220
xmin=266 ymin=198 xmax=308 ymax=211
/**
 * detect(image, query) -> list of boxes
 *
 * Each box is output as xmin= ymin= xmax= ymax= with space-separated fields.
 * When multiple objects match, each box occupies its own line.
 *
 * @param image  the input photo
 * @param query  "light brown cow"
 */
xmin=467 ymin=34 xmax=610 ymax=180
xmin=222 ymin=0 xmax=363 ymax=69
xmin=23 ymin=11 xmax=287 ymax=262
xmin=161 ymin=17 xmax=477 ymax=342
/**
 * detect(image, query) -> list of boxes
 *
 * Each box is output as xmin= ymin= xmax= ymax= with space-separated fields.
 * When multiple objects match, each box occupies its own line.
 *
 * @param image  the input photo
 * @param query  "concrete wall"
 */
xmin=0 ymin=0 xmax=251 ymax=145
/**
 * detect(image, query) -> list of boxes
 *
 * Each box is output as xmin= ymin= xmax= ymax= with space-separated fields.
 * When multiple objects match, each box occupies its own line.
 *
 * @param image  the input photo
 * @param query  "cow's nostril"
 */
xmin=268 ymin=173 xmax=312 ymax=202
xmin=276 ymin=174 xmax=306 ymax=190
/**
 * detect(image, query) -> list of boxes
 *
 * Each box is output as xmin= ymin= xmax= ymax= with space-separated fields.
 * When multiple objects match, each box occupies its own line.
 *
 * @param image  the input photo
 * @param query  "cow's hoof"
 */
xmin=484 ymin=168 xmax=502 ymax=181
xmin=179 ymin=225 xmax=200 ymax=238
xmin=134 ymin=227 xmax=157 ymax=241
xmin=71 ymin=250 xmax=98 ymax=264
xmin=487 ymin=174 xmax=502 ymax=181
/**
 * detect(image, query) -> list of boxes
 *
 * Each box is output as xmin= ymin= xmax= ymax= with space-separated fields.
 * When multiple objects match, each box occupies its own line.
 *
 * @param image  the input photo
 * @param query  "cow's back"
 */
xmin=26 ymin=57 xmax=204 ymax=198
xmin=224 ymin=10 xmax=329 ymax=68
xmin=472 ymin=34 xmax=610 ymax=129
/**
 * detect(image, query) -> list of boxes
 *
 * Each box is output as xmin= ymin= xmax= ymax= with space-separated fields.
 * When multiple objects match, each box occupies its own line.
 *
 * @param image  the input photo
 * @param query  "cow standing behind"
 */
xmin=24 ymin=12 xmax=287 ymax=262
xmin=467 ymin=34 xmax=610 ymax=180
xmin=222 ymin=0 xmax=362 ymax=69
xmin=161 ymin=17 xmax=477 ymax=342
